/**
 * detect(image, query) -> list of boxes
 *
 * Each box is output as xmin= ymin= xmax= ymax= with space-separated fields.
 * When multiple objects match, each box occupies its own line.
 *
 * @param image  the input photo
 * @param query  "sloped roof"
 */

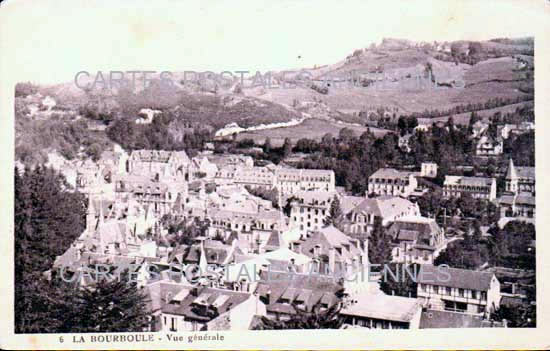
xmin=389 ymin=217 xmax=442 ymax=243
xmin=505 ymin=159 xmax=535 ymax=180
xmin=340 ymin=195 xmax=366 ymax=215
xmin=341 ymin=293 xmax=421 ymax=323
xmin=396 ymin=229 xmax=419 ymax=242
xmin=145 ymin=280 xmax=189 ymax=313
xmin=418 ymin=265 xmax=496 ymax=291
xmin=516 ymin=167 xmax=535 ymax=180
xmin=161 ymin=286 xmax=250 ymax=319
xmin=263 ymin=230 xmax=285 ymax=250
xmin=352 ymin=196 xmax=416 ymax=219
xmin=444 ymin=176 xmax=494 ymax=187
xmin=505 ymin=158 xmax=518 ymax=179
xmin=369 ymin=168 xmax=411 ymax=179
xmin=253 ymin=270 xmax=342 ymax=313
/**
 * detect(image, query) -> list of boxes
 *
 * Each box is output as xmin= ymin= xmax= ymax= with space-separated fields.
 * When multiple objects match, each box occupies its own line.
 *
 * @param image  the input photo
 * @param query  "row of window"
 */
xmin=444 ymin=185 xmax=490 ymax=192
xmin=369 ymin=178 xmax=410 ymax=185
xmin=295 ymin=207 xmax=327 ymax=215
xmin=419 ymin=284 xmax=487 ymax=300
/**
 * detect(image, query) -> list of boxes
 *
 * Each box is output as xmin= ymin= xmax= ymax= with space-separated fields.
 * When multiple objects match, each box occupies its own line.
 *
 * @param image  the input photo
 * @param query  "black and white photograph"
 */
xmin=1 ymin=0 xmax=548 ymax=349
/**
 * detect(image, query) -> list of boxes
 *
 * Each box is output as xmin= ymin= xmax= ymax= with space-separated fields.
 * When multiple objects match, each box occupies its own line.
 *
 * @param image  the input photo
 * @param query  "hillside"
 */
xmin=247 ymin=37 xmax=533 ymax=119
xmin=14 ymin=37 xmax=534 ymax=164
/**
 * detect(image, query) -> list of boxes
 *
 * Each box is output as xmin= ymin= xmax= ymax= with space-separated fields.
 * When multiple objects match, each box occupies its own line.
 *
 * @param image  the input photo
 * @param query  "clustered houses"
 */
xmin=157 ymin=285 xmax=265 ymax=332
xmin=388 ymin=216 xmax=446 ymax=265
xmin=497 ymin=158 xmax=536 ymax=223
xmin=342 ymin=196 xmax=421 ymax=237
xmin=504 ymin=158 xmax=535 ymax=195
xmin=497 ymin=122 xmax=534 ymax=140
xmin=276 ymin=168 xmax=336 ymax=195
xmin=55 ymin=143 xmax=515 ymax=332
xmin=443 ymin=176 xmax=497 ymax=201
xmin=213 ymin=163 xmax=335 ymax=195
xmin=476 ymin=134 xmax=503 ymax=156
xmin=367 ymin=168 xmax=418 ymax=197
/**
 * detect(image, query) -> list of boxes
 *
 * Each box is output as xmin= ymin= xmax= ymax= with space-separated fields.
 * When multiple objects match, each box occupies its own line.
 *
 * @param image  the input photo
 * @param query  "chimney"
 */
xmin=511 ymin=283 xmax=516 ymax=295
xmin=267 ymin=290 xmax=272 ymax=305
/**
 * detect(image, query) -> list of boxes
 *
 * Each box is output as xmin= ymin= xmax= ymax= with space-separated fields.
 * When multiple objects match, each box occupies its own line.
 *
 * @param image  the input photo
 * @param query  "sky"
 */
xmin=0 ymin=0 xmax=546 ymax=84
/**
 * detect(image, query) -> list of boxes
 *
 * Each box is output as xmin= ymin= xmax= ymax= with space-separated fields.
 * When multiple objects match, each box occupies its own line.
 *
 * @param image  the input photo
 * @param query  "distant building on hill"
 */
xmin=420 ymin=162 xmax=438 ymax=178
xmin=476 ymin=134 xmax=503 ymax=156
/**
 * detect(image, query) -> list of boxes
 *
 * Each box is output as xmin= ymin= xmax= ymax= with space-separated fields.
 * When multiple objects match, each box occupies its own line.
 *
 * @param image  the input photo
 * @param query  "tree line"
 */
xmin=15 ymin=166 xmax=151 ymax=333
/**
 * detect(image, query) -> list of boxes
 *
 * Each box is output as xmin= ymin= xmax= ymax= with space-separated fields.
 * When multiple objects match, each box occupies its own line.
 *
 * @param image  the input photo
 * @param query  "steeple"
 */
xmin=506 ymin=158 xmax=518 ymax=180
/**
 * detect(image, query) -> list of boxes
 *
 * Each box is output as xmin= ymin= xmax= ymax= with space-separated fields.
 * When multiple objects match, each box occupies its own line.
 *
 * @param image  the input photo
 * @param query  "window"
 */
xmin=420 ymin=284 xmax=426 ymax=292
xmin=458 ymin=288 xmax=465 ymax=297
xmin=471 ymin=290 xmax=477 ymax=299
xmin=170 ymin=317 xmax=176 ymax=332
xmin=446 ymin=287 xmax=452 ymax=295
xmin=481 ymin=292 xmax=487 ymax=301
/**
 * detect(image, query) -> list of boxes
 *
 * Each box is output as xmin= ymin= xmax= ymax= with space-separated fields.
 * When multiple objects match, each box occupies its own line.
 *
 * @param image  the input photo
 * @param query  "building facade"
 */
xmin=505 ymin=158 xmax=535 ymax=195
xmin=368 ymin=168 xmax=418 ymax=197
xmin=443 ymin=176 xmax=497 ymax=201
xmin=417 ymin=265 xmax=501 ymax=316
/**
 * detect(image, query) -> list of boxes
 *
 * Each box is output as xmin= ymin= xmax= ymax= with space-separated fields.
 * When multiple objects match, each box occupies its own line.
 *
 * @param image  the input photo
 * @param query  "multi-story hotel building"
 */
xmin=443 ymin=176 xmax=497 ymax=201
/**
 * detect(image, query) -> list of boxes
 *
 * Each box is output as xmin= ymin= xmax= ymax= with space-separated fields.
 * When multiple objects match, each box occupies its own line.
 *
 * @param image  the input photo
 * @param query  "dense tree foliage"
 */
xmin=245 ymin=185 xmax=280 ymax=208
xmin=398 ymin=96 xmax=532 ymax=120
xmin=323 ymin=195 xmax=344 ymax=229
xmin=69 ymin=278 xmax=151 ymax=332
xmin=15 ymin=166 xmax=151 ymax=333
xmin=107 ymin=112 xmax=211 ymax=156
xmin=435 ymin=221 xmax=535 ymax=270
xmin=161 ymin=215 xmax=211 ymax=246
xmin=416 ymin=191 xmax=500 ymax=227
xmin=368 ymin=218 xmax=393 ymax=265
xmin=379 ymin=263 xmax=419 ymax=298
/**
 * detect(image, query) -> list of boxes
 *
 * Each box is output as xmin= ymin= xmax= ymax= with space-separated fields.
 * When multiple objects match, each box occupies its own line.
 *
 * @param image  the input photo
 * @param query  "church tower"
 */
xmin=505 ymin=158 xmax=518 ymax=194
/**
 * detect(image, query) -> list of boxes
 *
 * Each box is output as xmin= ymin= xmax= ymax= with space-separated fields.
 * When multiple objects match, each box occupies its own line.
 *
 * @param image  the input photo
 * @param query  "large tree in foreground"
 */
xmin=368 ymin=217 xmax=393 ymax=265
xmin=14 ymin=166 xmax=152 ymax=333
xmin=15 ymin=165 xmax=86 ymax=333
xmin=69 ymin=277 xmax=152 ymax=333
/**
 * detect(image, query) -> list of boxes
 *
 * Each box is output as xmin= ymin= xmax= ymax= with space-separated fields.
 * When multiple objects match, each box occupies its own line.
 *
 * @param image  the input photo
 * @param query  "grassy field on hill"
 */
xmin=236 ymin=118 xmax=392 ymax=146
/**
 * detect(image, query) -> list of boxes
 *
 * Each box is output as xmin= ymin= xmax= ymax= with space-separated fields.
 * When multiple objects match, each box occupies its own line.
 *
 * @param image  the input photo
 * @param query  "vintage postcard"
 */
xmin=0 ymin=0 xmax=549 ymax=349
